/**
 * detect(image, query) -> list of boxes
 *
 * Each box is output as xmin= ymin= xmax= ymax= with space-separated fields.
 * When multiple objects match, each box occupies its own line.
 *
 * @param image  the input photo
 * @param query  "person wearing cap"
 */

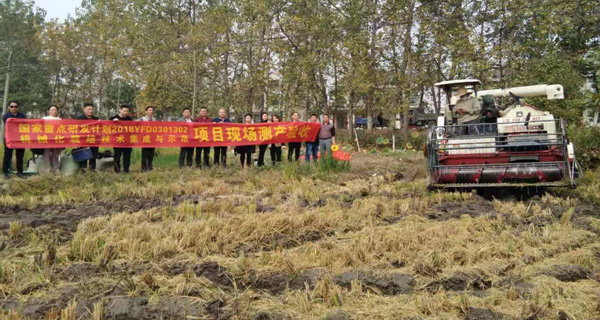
xmin=454 ymin=86 xmax=481 ymax=135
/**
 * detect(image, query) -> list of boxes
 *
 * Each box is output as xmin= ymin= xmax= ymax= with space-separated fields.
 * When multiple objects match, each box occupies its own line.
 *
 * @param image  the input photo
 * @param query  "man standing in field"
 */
xmin=194 ymin=108 xmax=212 ymax=168
xmin=110 ymin=105 xmax=133 ymax=173
xmin=76 ymin=103 xmax=100 ymax=172
xmin=213 ymin=108 xmax=230 ymax=167
xmin=318 ymin=114 xmax=336 ymax=159
xmin=305 ymin=114 xmax=320 ymax=162
xmin=2 ymin=101 xmax=26 ymax=178
xmin=139 ymin=106 xmax=157 ymax=171
xmin=178 ymin=108 xmax=194 ymax=168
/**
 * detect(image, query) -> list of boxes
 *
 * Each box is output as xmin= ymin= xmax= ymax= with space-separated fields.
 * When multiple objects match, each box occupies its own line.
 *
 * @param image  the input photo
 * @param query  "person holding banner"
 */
xmin=2 ymin=101 xmax=26 ymax=178
xmin=270 ymin=114 xmax=283 ymax=165
xmin=305 ymin=114 xmax=320 ymax=162
xmin=257 ymin=112 xmax=269 ymax=167
xmin=213 ymin=108 xmax=231 ymax=167
xmin=139 ymin=106 xmax=157 ymax=171
xmin=194 ymin=108 xmax=212 ymax=168
xmin=287 ymin=112 xmax=302 ymax=162
xmin=178 ymin=108 xmax=194 ymax=168
xmin=76 ymin=103 xmax=100 ymax=172
xmin=237 ymin=114 xmax=256 ymax=168
xmin=110 ymin=105 xmax=133 ymax=173
xmin=41 ymin=105 xmax=63 ymax=174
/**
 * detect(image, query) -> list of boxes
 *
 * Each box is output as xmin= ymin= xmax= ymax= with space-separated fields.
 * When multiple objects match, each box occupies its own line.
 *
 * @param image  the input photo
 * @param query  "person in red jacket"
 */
xmin=194 ymin=107 xmax=212 ymax=168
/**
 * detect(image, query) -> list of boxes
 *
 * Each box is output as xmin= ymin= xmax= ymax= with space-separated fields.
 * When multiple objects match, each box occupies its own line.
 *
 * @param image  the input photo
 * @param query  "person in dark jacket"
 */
xmin=178 ymin=108 xmax=194 ymax=168
xmin=110 ymin=105 xmax=133 ymax=173
xmin=75 ymin=103 xmax=100 ymax=172
xmin=213 ymin=108 xmax=231 ymax=167
xmin=319 ymin=114 xmax=336 ymax=158
xmin=2 ymin=101 xmax=26 ymax=178
xmin=194 ymin=107 xmax=212 ymax=168
xmin=237 ymin=114 xmax=256 ymax=168
xmin=257 ymin=112 xmax=269 ymax=166
xmin=287 ymin=112 xmax=301 ymax=162
xmin=305 ymin=114 xmax=320 ymax=162
xmin=270 ymin=114 xmax=283 ymax=165
xmin=139 ymin=106 xmax=156 ymax=171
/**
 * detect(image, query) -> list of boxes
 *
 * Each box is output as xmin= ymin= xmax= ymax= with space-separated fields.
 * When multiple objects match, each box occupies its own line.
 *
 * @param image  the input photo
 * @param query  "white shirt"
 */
xmin=42 ymin=116 xmax=61 ymax=120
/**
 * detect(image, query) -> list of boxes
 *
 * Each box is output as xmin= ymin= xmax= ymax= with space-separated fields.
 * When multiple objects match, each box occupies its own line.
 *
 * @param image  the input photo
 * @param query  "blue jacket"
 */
xmin=213 ymin=117 xmax=231 ymax=123
xmin=3 ymin=112 xmax=26 ymax=124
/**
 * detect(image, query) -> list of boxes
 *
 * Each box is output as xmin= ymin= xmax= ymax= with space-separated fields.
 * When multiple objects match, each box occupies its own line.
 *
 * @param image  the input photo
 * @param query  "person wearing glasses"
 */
xmin=2 ymin=101 xmax=27 ymax=178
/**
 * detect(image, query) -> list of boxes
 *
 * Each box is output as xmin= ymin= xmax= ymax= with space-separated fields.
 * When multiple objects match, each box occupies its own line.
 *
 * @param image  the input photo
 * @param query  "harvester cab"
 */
xmin=427 ymin=79 xmax=577 ymax=190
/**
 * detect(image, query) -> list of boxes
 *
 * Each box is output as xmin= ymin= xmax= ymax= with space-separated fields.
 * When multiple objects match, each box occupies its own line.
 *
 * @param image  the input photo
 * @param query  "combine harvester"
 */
xmin=427 ymin=79 xmax=579 ymax=191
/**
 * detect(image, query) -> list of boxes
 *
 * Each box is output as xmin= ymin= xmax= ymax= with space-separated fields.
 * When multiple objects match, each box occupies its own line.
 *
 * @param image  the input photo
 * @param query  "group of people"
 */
xmin=2 ymin=101 xmax=337 ymax=177
xmin=177 ymin=108 xmax=336 ymax=169
xmin=2 ymin=102 xmax=161 ymax=176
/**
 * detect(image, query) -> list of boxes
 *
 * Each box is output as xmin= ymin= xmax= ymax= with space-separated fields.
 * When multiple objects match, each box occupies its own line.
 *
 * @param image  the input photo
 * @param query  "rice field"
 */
xmin=1 ymin=149 xmax=599 ymax=319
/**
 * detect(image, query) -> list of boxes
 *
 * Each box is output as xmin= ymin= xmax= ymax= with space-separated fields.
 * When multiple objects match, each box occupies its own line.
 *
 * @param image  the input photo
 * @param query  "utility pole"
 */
xmin=1 ymin=50 xmax=14 ymax=142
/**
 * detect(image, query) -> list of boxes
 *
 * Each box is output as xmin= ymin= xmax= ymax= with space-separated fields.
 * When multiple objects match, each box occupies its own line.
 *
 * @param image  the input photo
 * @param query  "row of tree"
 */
xmin=1 ymin=0 xmax=599 ymax=131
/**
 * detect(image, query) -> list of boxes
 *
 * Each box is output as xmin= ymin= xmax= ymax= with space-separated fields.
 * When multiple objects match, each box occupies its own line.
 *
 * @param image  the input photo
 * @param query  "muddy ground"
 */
xmin=1 ymin=153 xmax=599 ymax=319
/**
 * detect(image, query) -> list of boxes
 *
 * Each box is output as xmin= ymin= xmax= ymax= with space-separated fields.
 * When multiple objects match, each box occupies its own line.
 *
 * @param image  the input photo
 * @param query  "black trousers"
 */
xmin=179 ymin=147 xmax=194 ymax=168
xmin=239 ymin=151 xmax=253 ymax=167
xmin=2 ymin=144 xmax=24 ymax=174
xmin=270 ymin=145 xmax=282 ymax=165
xmin=114 ymin=148 xmax=132 ymax=173
xmin=195 ymin=147 xmax=211 ymax=168
xmin=141 ymin=148 xmax=155 ymax=171
xmin=214 ymin=147 xmax=227 ymax=166
xmin=257 ymin=144 xmax=268 ymax=166
xmin=288 ymin=142 xmax=301 ymax=162
xmin=79 ymin=147 xmax=99 ymax=170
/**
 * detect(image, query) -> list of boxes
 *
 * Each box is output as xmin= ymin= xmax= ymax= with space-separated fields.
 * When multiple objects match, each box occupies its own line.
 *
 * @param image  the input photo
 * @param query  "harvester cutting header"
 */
xmin=426 ymin=79 xmax=578 ymax=190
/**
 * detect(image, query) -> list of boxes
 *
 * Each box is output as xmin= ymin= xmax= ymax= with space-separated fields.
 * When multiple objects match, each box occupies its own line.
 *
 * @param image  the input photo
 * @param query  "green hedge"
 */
xmin=568 ymin=126 xmax=600 ymax=169
xmin=335 ymin=129 xmax=427 ymax=151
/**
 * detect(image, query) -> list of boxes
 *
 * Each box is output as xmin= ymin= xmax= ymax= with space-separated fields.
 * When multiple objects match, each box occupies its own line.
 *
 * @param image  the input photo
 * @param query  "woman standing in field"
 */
xmin=237 ymin=114 xmax=256 ymax=168
xmin=287 ymin=112 xmax=301 ymax=162
xmin=270 ymin=114 xmax=283 ymax=165
xmin=41 ymin=105 xmax=63 ymax=173
xmin=139 ymin=106 xmax=156 ymax=171
xmin=257 ymin=112 xmax=269 ymax=166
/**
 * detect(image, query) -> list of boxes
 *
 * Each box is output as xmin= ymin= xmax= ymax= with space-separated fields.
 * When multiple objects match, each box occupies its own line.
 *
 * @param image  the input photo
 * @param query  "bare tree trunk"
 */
xmin=366 ymin=0 xmax=379 ymax=131
xmin=431 ymin=85 xmax=439 ymax=114
xmin=224 ymin=31 xmax=231 ymax=115
xmin=318 ymin=69 xmax=329 ymax=115
xmin=348 ymin=90 xmax=355 ymax=132
xmin=304 ymin=92 xmax=310 ymax=120
xmin=418 ymin=85 xmax=425 ymax=109
xmin=401 ymin=0 xmax=416 ymax=139
xmin=192 ymin=48 xmax=198 ymax=116
xmin=0 ymin=50 xmax=13 ymax=142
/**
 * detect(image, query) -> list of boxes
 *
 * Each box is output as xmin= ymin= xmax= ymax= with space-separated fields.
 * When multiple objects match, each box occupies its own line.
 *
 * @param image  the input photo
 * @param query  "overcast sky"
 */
xmin=35 ymin=0 xmax=80 ymax=21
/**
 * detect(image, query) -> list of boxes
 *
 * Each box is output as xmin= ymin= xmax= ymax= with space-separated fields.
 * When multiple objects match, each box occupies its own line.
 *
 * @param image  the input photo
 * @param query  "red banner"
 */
xmin=4 ymin=119 xmax=320 ymax=149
